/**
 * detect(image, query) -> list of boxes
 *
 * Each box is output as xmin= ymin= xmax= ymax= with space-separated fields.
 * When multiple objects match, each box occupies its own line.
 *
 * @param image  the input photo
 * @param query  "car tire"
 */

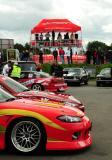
xmin=84 ymin=80 xmax=88 ymax=85
xmin=6 ymin=118 xmax=46 ymax=154
xmin=31 ymin=83 xmax=44 ymax=91
xmin=96 ymin=82 xmax=101 ymax=87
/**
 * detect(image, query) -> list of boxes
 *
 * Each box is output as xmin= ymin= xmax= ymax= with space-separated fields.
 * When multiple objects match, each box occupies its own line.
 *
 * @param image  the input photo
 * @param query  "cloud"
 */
xmin=0 ymin=0 xmax=112 ymax=46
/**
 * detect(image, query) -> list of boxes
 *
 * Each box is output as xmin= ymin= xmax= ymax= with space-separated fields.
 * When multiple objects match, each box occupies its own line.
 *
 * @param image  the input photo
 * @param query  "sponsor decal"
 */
xmin=22 ymin=79 xmax=35 ymax=85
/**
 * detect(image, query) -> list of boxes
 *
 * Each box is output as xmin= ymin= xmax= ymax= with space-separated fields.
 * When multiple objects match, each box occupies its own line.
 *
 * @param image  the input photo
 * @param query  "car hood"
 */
xmin=64 ymin=73 xmax=78 ymax=77
xmin=16 ymin=90 xmax=82 ymax=105
xmin=97 ymin=74 xmax=110 ymax=78
xmin=1 ymin=98 xmax=84 ymax=117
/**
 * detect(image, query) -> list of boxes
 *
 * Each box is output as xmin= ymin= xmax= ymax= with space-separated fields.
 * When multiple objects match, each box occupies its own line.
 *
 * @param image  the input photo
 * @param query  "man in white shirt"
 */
xmin=2 ymin=61 xmax=12 ymax=76
xmin=66 ymin=47 xmax=71 ymax=64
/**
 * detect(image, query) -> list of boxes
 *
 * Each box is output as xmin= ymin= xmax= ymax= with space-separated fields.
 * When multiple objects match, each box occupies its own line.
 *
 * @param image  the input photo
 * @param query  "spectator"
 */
xmin=64 ymin=32 xmax=69 ymax=45
xmin=52 ymin=48 xmax=58 ymax=63
xmin=39 ymin=48 xmax=44 ymax=64
xmin=50 ymin=62 xmax=63 ymax=77
xmin=21 ymin=50 xmax=29 ymax=61
xmin=29 ymin=49 xmax=34 ymax=61
xmin=93 ymin=49 xmax=97 ymax=64
xmin=70 ymin=33 xmax=75 ymax=44
xmin=2 ymin=61 xmax=13 ymax=76
xmin=59 ymin=47 xmax=65 ymax=64
xmin=39 ymin=33 xmax=43 ymax=41
xmin=35 ymin=34 xmax=39 ymax=41
xmin=52 ymin=30 xmax=55 ymax=46
xmin=66 ymin=47 xmax=71 ymax=64
xmin=57 ymin=32 xmax=62 ymax=43
xmin=45 ymin=32 xmax=50 ymax=41
xmin=36 ymin=63 xmax=42 ymax=72
xmin=10 ymin=62 xmax=21 ymax=81
xmin=85 ymin=49 xmax=91 ymax=64
xmin=70 ymin=47 xmax=73 ymax=64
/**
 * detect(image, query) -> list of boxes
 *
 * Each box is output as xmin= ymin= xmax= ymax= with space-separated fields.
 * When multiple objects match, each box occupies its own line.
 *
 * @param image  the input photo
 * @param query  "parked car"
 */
xmin=0 ymin=88 xmax=92 ymax=154
xmin=96 ymin=68 xmax=112 ymax=86
xmin=19 ymin=71 xmax=68 ymax=92
xmin=0 ymin=75 xmax=85 ymax=112
xmin=2 ymin=61 xmax=68 ymax=92
xmin=63 ymin=67 xmax=89 ymax=85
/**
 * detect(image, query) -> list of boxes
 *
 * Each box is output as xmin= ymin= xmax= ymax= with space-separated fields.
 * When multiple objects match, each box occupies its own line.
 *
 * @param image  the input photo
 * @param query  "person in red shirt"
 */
xmin=58 ymin=47 xmax=65 ymax=64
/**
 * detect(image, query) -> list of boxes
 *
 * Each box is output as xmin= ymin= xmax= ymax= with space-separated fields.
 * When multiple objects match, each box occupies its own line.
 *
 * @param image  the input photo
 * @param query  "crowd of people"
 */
xmin=2 ymin=61 xmax=21 ymax=80
xmin=85 ymin=49 xmax=112 ymax=65
xmin=35 ymin=31 xmax=79 ymax=46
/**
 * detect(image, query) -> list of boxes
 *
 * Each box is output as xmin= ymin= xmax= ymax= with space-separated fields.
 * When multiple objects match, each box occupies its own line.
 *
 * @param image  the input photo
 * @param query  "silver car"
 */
xmin=63 ymin=67 xmax=89 ymax=85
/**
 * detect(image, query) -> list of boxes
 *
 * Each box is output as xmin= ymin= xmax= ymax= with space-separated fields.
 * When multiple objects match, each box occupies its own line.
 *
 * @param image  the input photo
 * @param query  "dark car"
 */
xmin=63 ymin=67 xmax=89 ymax=85
xmin=96 ymin=68 xmax=112 ymax=86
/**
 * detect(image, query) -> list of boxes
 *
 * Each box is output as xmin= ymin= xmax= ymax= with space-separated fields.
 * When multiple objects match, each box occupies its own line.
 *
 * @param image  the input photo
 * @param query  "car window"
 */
xmin=3 ymin=77 xmax=29 ymax=93
xmin=0 ymin=88 xmax=15 ymax=102
xmin=19 ymin=63 xmax=37 ymax=71
xmin=69 ymin=69 xmax=81 ymax=75
xmin=0 ymin=84 xmax=9 ymax=93
xmin=100 ymin=68 xmax=110 ymax=74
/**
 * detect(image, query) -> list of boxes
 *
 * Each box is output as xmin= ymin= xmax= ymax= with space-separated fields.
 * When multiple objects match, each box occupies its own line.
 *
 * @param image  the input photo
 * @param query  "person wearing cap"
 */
xmin=10 ymin=62 xmax=21 ymax=80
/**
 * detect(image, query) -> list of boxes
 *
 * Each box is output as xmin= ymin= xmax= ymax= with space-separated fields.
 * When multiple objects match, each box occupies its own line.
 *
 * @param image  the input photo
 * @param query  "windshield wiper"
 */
xmin=6 ymin=98 xmax=16 ymax=102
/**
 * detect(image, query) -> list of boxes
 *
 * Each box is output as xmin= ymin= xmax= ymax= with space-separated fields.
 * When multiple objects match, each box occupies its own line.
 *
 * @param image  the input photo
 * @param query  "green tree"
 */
xmin=86 ymin=41 xmax=108 ymax=54
xmin=14 ymin=43 xmax=24 ymax=53
xmin=24 ymin=43 xmax=30 ymax=50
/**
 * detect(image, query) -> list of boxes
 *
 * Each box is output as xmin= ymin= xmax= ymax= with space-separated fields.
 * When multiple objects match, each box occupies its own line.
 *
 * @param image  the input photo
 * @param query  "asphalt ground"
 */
xmin=0 ymin=80 xmax=112 ymax=160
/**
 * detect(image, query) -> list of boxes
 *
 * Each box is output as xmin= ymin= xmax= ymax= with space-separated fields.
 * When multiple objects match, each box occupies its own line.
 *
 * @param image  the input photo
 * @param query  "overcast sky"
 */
xmin=0 ymin=0 xmax=112 ymax=47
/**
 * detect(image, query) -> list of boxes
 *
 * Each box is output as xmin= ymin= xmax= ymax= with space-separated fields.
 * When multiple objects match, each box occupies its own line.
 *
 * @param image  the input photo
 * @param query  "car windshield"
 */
xmin=100 ymin=68 xmax=110 ymax=74
xmin=68 ymin=68 xmax=81 ymax=75
xmin=19 ymin=63 xmax=37 ymax=71
xmin=3 ymin=77 xmax=29 ymax=93
xmin=0 ymin=88 xmax=16 ymax=102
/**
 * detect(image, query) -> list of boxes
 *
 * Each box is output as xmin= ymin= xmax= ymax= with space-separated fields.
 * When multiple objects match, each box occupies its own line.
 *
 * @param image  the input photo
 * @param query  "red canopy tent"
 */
xmin=31 ymin=19 xmax=81 ymax=33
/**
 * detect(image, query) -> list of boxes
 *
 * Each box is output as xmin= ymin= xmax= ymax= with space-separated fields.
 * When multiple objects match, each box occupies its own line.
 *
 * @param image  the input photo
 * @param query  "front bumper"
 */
xmin=46 ymin=136 xmax=92 ymax=150
xmin=64 ymin=79 xmax=80 ymax=83
xmin=46 ymin=117 xmax=92 ymax=151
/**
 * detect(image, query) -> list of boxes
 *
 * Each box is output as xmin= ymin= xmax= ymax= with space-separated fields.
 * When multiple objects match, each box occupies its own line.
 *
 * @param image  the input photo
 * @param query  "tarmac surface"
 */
xmin=0 ymin=80 xmax=112 ymax=160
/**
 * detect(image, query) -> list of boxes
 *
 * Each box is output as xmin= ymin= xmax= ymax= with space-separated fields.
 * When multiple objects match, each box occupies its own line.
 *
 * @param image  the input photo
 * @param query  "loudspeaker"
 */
xmin=75 ymin=34 xmax=78 ymax=39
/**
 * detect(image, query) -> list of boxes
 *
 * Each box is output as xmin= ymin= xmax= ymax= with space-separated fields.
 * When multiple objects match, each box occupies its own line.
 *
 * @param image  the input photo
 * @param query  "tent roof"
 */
xmin=31 ymin=19 xmax=81 ymax=34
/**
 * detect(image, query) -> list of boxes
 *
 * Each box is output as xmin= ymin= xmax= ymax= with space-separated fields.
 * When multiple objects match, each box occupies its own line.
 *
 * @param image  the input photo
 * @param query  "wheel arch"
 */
xmin=5 ymin=116 xmax=47 ymax=149
xmin=31 ymin=83 xmax=44 ymax=91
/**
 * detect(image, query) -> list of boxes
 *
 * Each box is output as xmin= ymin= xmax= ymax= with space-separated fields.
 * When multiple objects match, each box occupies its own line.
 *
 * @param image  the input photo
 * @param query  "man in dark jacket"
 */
xmin=52 ymin=48 xmax=58 ymax=63
xmin=50 ymin=62 xmax=63 ymax=77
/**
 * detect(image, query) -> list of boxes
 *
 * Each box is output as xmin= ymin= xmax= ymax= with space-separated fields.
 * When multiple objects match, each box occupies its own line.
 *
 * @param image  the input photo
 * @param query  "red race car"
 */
xmin=0 ymin=75 xmax=85 ymax=112
xmin=2 ymin=61 xmax=67 ymax=92
xmin=19 ymin=71 xmax=68 ymax=92
xmin=0 ymin=88 xmax=92 ymax=154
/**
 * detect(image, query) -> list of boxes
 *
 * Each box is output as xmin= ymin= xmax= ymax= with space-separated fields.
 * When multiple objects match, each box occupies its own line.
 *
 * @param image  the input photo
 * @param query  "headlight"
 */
xmin=75 ymin=76 xmax=80 ymax=79
xmin=57 ymin=115 xmax=82 ymax=123
xmin=97 ymin=77 xmax=101 ymax=80
xmin=69 ymin=96 xmax=81 ymax=103
xmin=64 ymin=102 xmax=78 ymax=107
